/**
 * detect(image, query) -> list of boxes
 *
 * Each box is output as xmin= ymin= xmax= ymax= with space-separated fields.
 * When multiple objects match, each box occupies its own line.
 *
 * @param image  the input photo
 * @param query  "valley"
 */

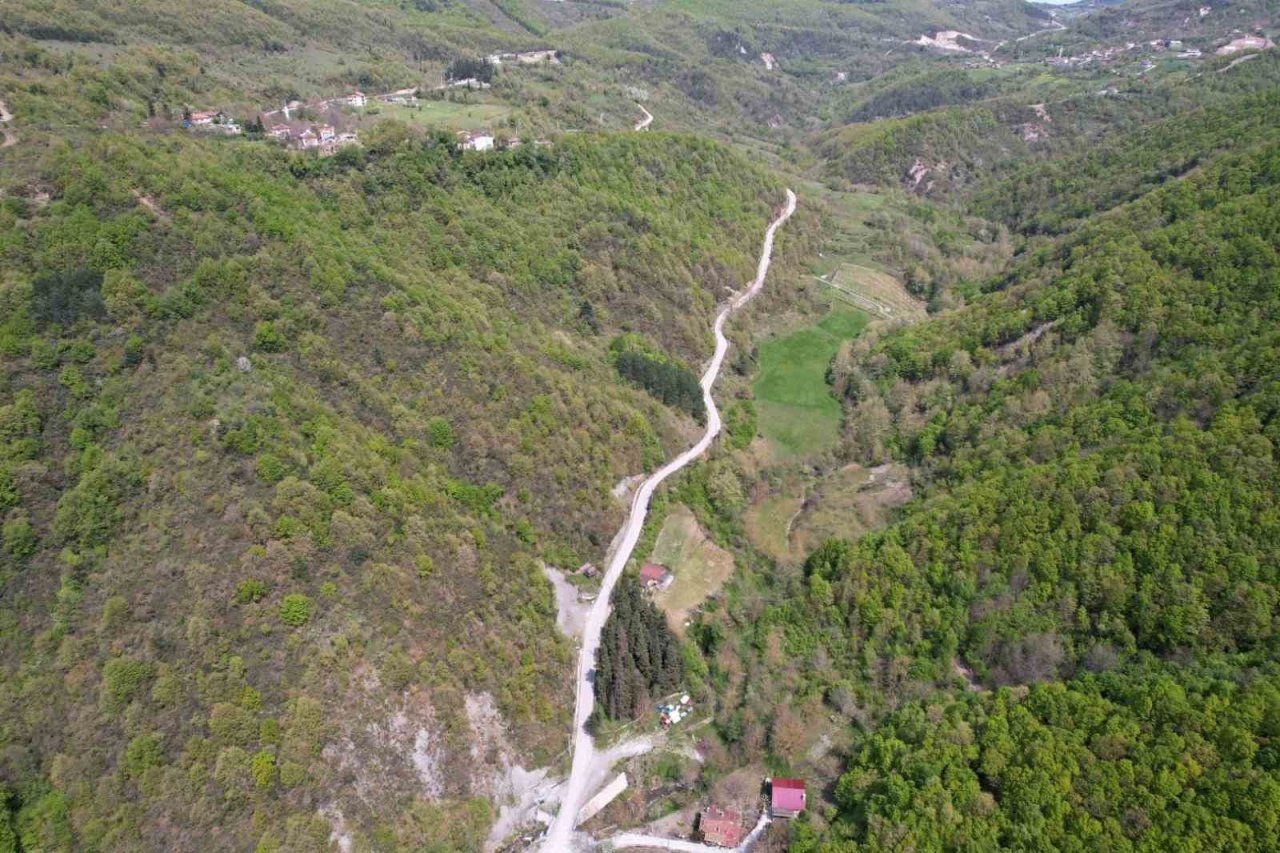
xmin=1 ymin=0 xmax=1278 ymax=851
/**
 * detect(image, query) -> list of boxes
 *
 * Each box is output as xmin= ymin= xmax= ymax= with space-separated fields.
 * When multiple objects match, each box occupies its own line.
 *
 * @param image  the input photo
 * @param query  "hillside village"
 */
xmin=180 ymin=49 xmax=563 ymax=155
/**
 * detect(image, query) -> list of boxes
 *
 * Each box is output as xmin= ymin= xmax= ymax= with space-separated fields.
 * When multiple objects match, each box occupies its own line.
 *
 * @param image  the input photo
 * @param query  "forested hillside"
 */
xmin=3 ymin=0 xmax=1280 ymax=849
xmin=686 ymin=63 xmax=1280 ymax=852
xmin=0 ymin=104 xmax=793 ymax=847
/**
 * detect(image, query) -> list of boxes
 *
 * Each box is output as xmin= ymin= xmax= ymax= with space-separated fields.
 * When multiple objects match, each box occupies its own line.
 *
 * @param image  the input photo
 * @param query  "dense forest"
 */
xmin=681 ymin=59 xmax=1280 ymax=849
xmin=593 ymin=576 xmax=685 ymax=723
xmin=614 ymin=350 xmax=707 ymax=422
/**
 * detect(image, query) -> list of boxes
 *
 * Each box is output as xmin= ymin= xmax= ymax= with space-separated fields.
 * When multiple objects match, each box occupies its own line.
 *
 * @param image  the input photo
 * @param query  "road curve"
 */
xmin=541 ymin=188 xmax=797 ymax=852
xmin=634 ymin=103 xmax=654 ymax=131
xmin=611 ymin=810 xmax=771 ymax=852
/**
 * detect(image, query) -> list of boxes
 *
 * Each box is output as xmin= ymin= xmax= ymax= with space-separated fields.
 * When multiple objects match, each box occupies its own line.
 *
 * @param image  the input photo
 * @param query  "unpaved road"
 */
xmin=540 ymin=188 xmax=797 ymax=852
xmin=634 ymin=103 xmax=654 ymax=131
xmin=611 ymin=811 xmax=771 ymax=852
xmin=0 ymin=99 xmax=15 ymax=148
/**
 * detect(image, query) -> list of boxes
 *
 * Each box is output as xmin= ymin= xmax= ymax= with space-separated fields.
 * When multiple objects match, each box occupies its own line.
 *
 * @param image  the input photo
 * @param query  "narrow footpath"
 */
xmin=541 ymin=188 xmax=797 ymax=852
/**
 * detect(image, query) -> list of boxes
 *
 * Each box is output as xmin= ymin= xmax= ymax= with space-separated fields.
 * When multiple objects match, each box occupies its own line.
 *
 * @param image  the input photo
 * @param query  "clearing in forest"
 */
xmin=819 ymin=263 xmax=926 ymax=322
xmin=752 ymin=308 xmax=868 ymax=458
xmin=746 ymin=463 xmax=913 ymax=565
xmin=371 ymin=100 xmax=511 ymax=130
xmin=649 ymin=505 xmax=734 ymax=634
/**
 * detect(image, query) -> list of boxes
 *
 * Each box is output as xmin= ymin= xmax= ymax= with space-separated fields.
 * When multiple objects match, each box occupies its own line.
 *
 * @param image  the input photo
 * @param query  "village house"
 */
xmin=187 ymin=110 xmax=222 ymax=126
xmin=769 ymin=778 xmax=806 ymax=818
xmin=297 ymin=127 xmax=319 ymax=149
xmin=317 ymin=125 xmax=336 ymax=144
xmin=457 ymin=130 xmax=495 ymax=152
xmin=344 ymin=91 xmax=367 ymax=108
xmin=697 ymin=807 xmax=744 ymax=848
xmin=640 ymin=563 xmax=674 ymax=591
xmin=267 ymin=124 xmax=292 ymax=141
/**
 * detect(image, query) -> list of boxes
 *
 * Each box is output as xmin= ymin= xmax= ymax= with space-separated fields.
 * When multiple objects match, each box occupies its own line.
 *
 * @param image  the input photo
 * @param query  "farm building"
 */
xmin=640 ymin=563 xmax=673 ymax=590
xmin=697 ymin=807 xmax=744 ymax=848
xmin=770 ymin=778 xmax=806 ymax=818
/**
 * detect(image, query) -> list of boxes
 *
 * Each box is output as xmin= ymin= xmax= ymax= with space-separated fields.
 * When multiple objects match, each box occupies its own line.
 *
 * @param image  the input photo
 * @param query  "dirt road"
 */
xmin=610 ymin=811 xmax=771 ymax=852
xmin=0 ymin=99 xmax=15 ymax=148
xmin=634 ymin=104 xmax=654 ymax=131
xmin=540 ymin=188 xmax=796 ymax=852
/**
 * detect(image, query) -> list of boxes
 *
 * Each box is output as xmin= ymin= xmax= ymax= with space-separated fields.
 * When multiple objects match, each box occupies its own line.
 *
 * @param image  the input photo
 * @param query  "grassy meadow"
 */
xmin=751 ymin=307 xmax=867 ymax=458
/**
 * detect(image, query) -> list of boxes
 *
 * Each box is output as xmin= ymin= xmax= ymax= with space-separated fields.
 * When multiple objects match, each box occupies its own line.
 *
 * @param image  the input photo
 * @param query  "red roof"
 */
xmin=771 ymin=778 xmax=806 ymax=814
xmin=700 ymin=807 xmax=743 ymax=848
xmin=640 ymin=564 xmax=668 ymax=583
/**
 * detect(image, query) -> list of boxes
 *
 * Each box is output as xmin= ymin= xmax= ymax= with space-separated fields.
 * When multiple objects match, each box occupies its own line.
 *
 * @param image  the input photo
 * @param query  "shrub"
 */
xmin=415 ymin=554 xmax=434 ymax=580
xmin=279 ymin=761 xmax=306 ymax=788
xmin=101 ymin=657 xmax=154 ymax=709
xmin=31 ymin=268 xmax=106 ymax=326
xmin=253 ymin=320 xmax=287 ymax=353
xmin=124 ymin=335 xmax=145 ymax=366
xmin=279 ymin=594 xmax=312 ymax=627
xmin=0 ymin=468 xmax=18 ymax=511
xmin=210 ymin=702 xmax=259 ymax=747
xmin=426 ymin=416 xmax=455 ymax=449
xmin=123 ymin=733 xmax=164 ymax=778
xmin=3 ymin=513 xmax=37 ymax=558
xmin=53 ymin=455 xmax=142 ymax=547
xmin=250 ymin=749 xmax=276 ymax=789
xmin=256 ymin=453 xmax=287 ymax=483
xmin=234 ymin=579 xmax=267 ymax=605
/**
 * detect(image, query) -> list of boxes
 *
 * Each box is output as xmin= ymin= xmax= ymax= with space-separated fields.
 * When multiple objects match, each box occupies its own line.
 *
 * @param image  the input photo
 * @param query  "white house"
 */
xmin=344 ymin=91 xmax=367 ymax=108
xmin=458 ymin=131 xmax=495 ymax=152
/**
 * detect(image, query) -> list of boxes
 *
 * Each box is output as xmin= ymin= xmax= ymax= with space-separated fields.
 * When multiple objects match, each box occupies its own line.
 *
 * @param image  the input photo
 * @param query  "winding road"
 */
xmin=541 ymin=188 xmax=797 ymax=852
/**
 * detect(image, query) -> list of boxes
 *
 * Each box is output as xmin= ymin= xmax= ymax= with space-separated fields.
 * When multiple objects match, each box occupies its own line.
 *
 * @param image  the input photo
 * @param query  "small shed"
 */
xmin=770 ymin=777 xmax=806 ymax=818
xmin=640 ymin=563 xmax=673 ymax=590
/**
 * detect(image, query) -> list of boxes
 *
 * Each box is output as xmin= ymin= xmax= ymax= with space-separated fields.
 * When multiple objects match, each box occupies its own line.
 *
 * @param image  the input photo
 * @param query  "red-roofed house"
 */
xmin=640 ymin=563 xmax=673 ymax=590
xmin=698 ymin=807 xmax=744 ymax=848
xmin=770 ymin=778 xmax=806 ymax=818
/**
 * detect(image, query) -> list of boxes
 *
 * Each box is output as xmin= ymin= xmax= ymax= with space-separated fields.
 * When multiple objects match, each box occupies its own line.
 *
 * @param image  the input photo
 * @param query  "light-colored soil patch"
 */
xmin=791 ymin=463 xmax=912 ymax=555
xmin=543 ymin=563 xmax=589 ymax=638
xmin=744 ymin=493 xmax=804 ymax=564
xmin=649 ymin=505 xmax=735 ymax=633
xmin=0 ymin=98 xmax=15 ymax=148
xmin=818 ymin=263 xmax=925 ymax=322
xmin=746 ymin=463 xmax=913 ymax=565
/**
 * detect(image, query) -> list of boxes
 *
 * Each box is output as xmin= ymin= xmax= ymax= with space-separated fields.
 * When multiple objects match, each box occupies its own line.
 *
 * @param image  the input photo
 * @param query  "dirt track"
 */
xmin=0 ymin=99 xmax=15 ymax=148
xmin=540 ymin=188 xmax=796 ymax=852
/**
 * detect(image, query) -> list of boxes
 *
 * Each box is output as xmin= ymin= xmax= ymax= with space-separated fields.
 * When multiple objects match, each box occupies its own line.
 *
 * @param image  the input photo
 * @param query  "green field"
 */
xmin=752 ymin=308 xmax=868 ymax=458
xmin=363 ymin=99 xmax=513 ymax=131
